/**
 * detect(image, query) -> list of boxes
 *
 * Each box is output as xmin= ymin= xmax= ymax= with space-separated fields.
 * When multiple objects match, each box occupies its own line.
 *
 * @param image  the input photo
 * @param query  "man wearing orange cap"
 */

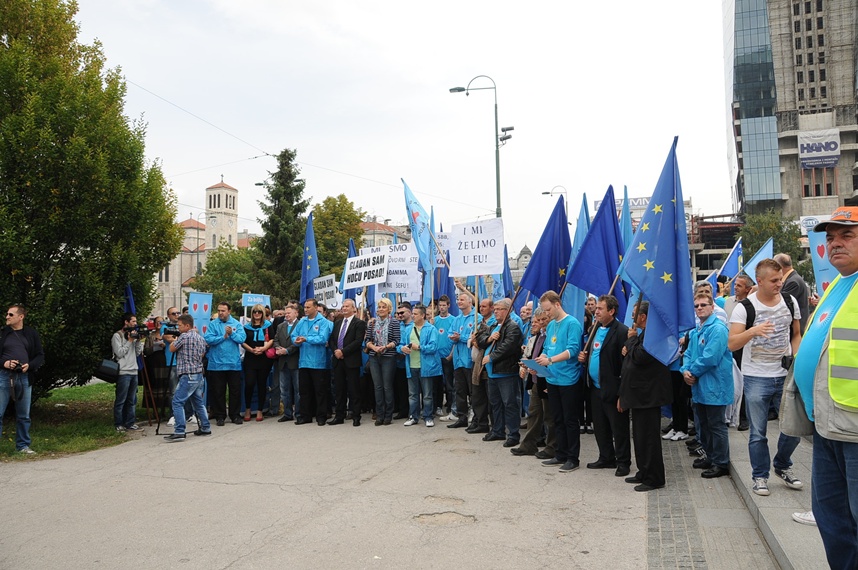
xmin=794 ymin=206 xmax=858 ymax=569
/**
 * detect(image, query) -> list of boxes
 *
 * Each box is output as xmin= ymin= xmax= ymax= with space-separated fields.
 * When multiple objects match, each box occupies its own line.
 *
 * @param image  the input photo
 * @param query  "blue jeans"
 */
xmin=488 ymin=375 xmax=522 ymax=441
xmin=407 ymin=368 xmax=434 ymax=420
xmin=693 ymin=403 xmax=729 ymax=468
xmin=168 ymin=366 xmax=193 ymax=418
xmin=172 ymin=373 xmax=211 ymax=435
xmin=279 ymin=367 xmax=299 ymax=419
xmin=743 ymin=374 xmax=801 ymax=478
xmin=114 ymin=374 xmax=138 ymax=428
xmin=813 ymin=429 xmax=858 ymax=570
xmin=368 ymin=355 xmax=396 ymax=420
xmin=0 ymin=370 xmax=31 ymax=450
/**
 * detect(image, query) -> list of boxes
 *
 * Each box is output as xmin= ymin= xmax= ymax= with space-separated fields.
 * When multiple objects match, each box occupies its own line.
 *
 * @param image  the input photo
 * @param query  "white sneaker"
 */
xmin=439 ymin=413 xmax=457 ymax=422
xmin=435 ymin=408 xmax=444 ymax=417
xmin=670 ymin=431 xmax=688 ymax=441
xmin=167 ymin=416 xmax=176 ymax=426
xmin=403 ymin=418 xmax=418 ymax=426
xmin=792 ymin=511 xmax=816 ymax=526
xmin=426 ymin=419 xmax=435 ymax=427
xmin=19 ymin=446 xmax=36 ymax=455
xmin=752 ymin=477 xmax=770 ymax=496
xmin=188 ymin=415 xmax=198 ymax=424
xmin=661 ymin=429 xmax=677 ymax=440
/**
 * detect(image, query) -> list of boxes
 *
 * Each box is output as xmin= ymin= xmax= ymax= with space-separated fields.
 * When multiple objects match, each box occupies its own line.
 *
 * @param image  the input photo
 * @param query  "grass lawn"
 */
xmin=0 ymin=382 xmax=156 ymax=461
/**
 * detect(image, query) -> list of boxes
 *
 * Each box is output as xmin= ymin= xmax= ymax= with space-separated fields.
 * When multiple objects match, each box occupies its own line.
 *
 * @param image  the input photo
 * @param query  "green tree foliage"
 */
xmin=192 ymin=244 xmax=261 ymax=313
xmin=737 ymin=209 xmax=814 ymax=284
xmin=255 ymin=148 xmax=309 ymax=302
xmin=0 ymin=0 xmax=183 ymax=396
xmin=312 ymin=194 xmax=365 ymax=278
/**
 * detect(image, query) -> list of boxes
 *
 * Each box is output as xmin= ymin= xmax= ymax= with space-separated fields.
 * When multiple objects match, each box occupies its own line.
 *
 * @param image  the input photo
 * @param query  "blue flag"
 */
xmin=339 ymin=238 xmax=358 ymax=302
xmin=403 ymin=179 xmax=433 ymax=274
xmin=364 ymin=285 xmax=376 ymax=318
xmin=620 ymin=186 xmax=642 ymax=326
xmin=567 ymin=185 xmax=628 ymax=319
xmin=501 ymin=245 xmax=514 ymax=298
xmin=123 ymin=283 xmax=136 ymax=315
xmin=518 ymin=196 xmax=571 ymax=296
xmin=300 ymin=213 xmax=320 ymax=303
xmin=742 ymin=237 xmax=773 ymax=284
xmin=436 ymin=252 xmax=459 ymax=316
xmin=619 ymin=137 xmax=695 ymax=365
xmin=561 ymin=194 xmax=590 ymax=326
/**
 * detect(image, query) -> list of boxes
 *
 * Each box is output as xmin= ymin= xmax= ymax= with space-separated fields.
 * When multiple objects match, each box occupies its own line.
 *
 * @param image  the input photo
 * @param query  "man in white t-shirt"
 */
xmin=728 ymin=258 xmax=802 ymax=498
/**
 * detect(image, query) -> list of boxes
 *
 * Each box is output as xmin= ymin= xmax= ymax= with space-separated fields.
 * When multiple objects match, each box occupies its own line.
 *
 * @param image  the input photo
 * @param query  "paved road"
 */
xmin=0 ymin=418 xmax=779 ymax=569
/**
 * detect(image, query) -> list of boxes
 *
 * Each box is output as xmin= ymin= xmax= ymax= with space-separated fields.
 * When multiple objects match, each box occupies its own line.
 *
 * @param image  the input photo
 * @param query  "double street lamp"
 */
xmin=449 ymin=75 xmax=513 ymax=219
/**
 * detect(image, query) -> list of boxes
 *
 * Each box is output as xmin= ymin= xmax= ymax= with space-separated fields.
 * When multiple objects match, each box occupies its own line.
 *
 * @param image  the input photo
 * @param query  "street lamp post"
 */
xmin=542 ymin=186 xmax=570 ymax=222
xmin=450 ymin=75 xmax=513 ymax=219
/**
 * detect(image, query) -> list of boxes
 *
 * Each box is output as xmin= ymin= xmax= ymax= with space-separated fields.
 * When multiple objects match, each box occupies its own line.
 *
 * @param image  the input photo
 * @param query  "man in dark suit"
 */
xmin=619 ymin=302 xmax=672 ymax=491
xmin=578 ymin=294 xmax=631 ymax=477
xmin=328 ymin=299 xmax=368 ymax=426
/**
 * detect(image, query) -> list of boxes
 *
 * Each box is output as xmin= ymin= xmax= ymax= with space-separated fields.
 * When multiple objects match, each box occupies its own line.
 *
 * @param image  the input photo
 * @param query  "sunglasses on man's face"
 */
xmin=694 ymin=303 xmax=710 ymax=308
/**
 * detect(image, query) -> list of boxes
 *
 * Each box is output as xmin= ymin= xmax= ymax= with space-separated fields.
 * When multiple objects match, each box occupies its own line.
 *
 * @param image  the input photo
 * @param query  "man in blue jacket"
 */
xmin=204 ymin=302 xmax=246 ymax=426
xmin=400 ymin=304 xmax=441 ymax=427
xmin=448 ymin=292 xmax=478 ymax=429
xmin=434 ymin=295 xmax=456 ymax=420
xmin=292 ymin=299 xmax=334 ymax=426
xmin=681 ymin=292 xmax=734 ymax=479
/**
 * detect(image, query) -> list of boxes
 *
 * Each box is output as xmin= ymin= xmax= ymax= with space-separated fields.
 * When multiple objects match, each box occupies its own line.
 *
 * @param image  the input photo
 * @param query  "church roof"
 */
xmin=518 ymin=245 xmax=532 ymax=257
xmin=206 ymin=181 xmax=238 ymax=191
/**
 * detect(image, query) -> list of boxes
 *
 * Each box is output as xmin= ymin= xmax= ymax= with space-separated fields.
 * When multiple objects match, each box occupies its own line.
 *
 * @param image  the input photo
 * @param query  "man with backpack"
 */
xmin=728 ymin=258 xmax=803 ymax=497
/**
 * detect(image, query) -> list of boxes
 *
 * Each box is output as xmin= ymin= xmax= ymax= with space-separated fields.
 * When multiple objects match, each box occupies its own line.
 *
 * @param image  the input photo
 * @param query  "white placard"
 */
xmin=360 ymin=243 xmax=421 ymax=297
xmin=313 ymin=274 xmax=340 ymax=308
xmin=435 ymin=232 xmax=450 ymax=265
xmin=342 ymin=253 xmax=388 ymax=290
xmin=449 ymin=218 xmax=505 ymax=276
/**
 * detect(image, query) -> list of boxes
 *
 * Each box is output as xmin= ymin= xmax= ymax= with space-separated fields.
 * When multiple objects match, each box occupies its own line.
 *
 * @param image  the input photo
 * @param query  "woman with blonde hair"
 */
xmin=242 ymin=304 xmax=274 ymax=422
xmin=365 ymin=297 xmax=401 ymax=425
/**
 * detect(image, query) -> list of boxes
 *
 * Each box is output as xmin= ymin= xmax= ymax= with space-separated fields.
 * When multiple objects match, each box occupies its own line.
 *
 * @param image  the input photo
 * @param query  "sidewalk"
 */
xmin=726 ymin=424 xmax=826 ymax=570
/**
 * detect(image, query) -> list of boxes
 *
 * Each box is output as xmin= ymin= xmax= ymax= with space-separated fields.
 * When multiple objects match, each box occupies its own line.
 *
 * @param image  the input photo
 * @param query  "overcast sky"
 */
xmin=75 ymin=0 xmax=732 ymax=256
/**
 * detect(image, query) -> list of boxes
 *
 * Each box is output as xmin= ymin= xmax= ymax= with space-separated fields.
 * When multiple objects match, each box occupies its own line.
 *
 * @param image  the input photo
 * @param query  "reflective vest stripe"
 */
xmin=832 ymin=328 xmax=858 ymax=342
xmin=830 ymin=365 xmax=858 ymax=381
xmin=827 ymin=277 xmax=858 ymax=410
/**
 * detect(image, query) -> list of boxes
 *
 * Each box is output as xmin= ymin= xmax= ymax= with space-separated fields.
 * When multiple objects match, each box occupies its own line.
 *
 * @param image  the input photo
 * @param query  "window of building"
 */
xmin=805 ymin=1 xmax=811 ymax=13
xmin=826 ymin=182 xmax=833 ymax=196
xmin=797 ymin=71 xmax=804 ymax=83
xmin=806 ymin=18 xmax=812 ymax=31
xmin=810 ymin=87 xmax=816 ymax=97
xmin=807 ymin=36 xmax=813 ymax=48
xmin=820 ymin=68 xmax=826 ymax=81
xmin=819 ymin=51 xmax=825 ymax=63
xmin=795 ymin=37 xmax=802 ymax=49
xmin=212 ymin=234 xmax=216 ymax=248
xmin=794 ymin=20 xmax=801 ymax=33
xmin=158 ymin=270 xmax=163 ymax=283
xmin=807 ymin=52 xmax=813 ymax=64
xmin=795 ymin=2 xmax=801 ymax=15
xmin=817 ymin=17 xmax=823 ymax=29
xmin=821 ymin=86 xmax=827 ymax=97
xmin=796 ymin=54 xmax=803 ymax=65
xmin=818 ymin=34 xmax=824 ymax=46
xmin=814 ymin=183 xmax=822 ymax=197
xmin=816 ymin=0 xmax=822 ymax=10
xmin=804 ymin=184 xmax=811 ymax=197
xmin=798 ymin=88 xmax=805 ymax=100
xmin=809 ymin=70 xmax=815 ymax=82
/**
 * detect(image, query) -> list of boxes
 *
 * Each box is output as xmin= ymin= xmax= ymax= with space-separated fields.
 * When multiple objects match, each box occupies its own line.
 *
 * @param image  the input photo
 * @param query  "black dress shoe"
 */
xmin=615 ymin=465 xmax=631 ymax=477
xmin=701 ymin=466 xmax=729 ymax=478
xmin=541 ymin=458 xmax=562 ymax=466
xmin=510 ymin=447 xmax=536 ymax=456
xmin=536 ymin=438 xmax=546 ymax=447
xmin=393 ymin=414 xmax=407 ymax=420
xmin=447 ymin=419 xmax=468 ymax=429
xmin=277 ymin=415 xmax=293 ymax=423
xmin=586 ymin=459 xmax=617 ymax=469
xmin=327 ymin=418 xmax=344 ymax=425
xmin=317 ymin=421 xmax=326 ymax=426
xmin=482 ymin=433 xmax=505 ymax=442
xmin=374 ymin=419 xmax=384 ymax=426
xmin=634 ymin=483 xmax=665 ymax=492
xmin=625 ymin=475 xmax=643 ymax=484
xmin=503 ymin=439 xmax=519 ymax=448
xmin=468 ymin=426 xmax=490 ymax=434
xmin=295 ymin=419 xmax=311 ymax=425
xmin=216 ymin=418 xmax=225 ymax=427
xmin=193 ymin=429 xmax=212 ymax=436
xmin=737 ymin=421 xmax=749 ymax=431
xmin=232 ymin=417 xmax=243 ymax=425
xmin=383 ymin=418 xmax=392 ymax=425
xmin=535 ymin=450 xmax=553 ymax=460
xmin=353 ymin=418 xmax=361 ymax=427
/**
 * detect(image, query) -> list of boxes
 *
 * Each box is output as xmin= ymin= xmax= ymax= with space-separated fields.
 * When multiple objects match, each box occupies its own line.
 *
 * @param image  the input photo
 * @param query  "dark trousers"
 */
xmin=519 ymin=387 xmax=555 ymax=455
xmin=631 ymin=406 xmax=666 ymax=487
xmin=454 ymin=366 xmax=471 ymax=420
xmin=470 ymin=367 xmax=490 ymax=428
xmin=548 ymin=381 xmax=582 ymax=463
xmin=442 ymin=358 xmax=455 ymax=412
xmin=578 ymin=381 xmax=592 ymax=427
xmin=207 ymin=369 xmax=241 ymax=421
xmin=299 ymin=368 xmax=328 ymax=424
xmin=670 ymin=371 xmax=690 ymax=431
xmin=333 ymin=363 xmax=361 ymax=420
xmin=394 ymin=365 xmax=408 ymax=416
xmin=590 ymin=386 xmax=631 ymax=467
xmin=243 ymin=366 xmax=271 ymax=414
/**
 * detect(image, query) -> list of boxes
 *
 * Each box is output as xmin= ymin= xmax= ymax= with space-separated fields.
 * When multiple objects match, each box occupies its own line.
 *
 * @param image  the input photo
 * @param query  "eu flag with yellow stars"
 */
xmin=300 ymin=212 xmax=320 ymax=303
xmin=518 ymin=196 xmax=571 ymax=296
xmin=567 ymin=185 xmax=628 ymax=319
xmin=619 ymin=137 xmax=695 ymax=365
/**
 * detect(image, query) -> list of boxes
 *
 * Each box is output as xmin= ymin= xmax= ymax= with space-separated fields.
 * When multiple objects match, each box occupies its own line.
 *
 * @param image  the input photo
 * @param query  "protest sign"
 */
xmin=449 ymin=218 xmax=505 ymax=276
xmin=241 ymin=293 xmax=271 ymax=308
xmin=435 ymin=232 xmax=450 ymax=265
xmin=360 ymin=243 xmax=421 ymax=297
xmin=313 ymin=274 xmax=340 ymax=308
xmin=343 ymin=252 xmax=388 ymax=290
xmin=188 ymin=292 xmax=213 ymax=334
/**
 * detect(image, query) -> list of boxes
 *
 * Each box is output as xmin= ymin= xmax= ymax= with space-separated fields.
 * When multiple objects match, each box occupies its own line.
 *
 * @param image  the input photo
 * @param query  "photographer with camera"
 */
xmin=1 ymin=304 xmax=45 ymax=454
xmin=112 ymin=312 xmax=145 ymax=432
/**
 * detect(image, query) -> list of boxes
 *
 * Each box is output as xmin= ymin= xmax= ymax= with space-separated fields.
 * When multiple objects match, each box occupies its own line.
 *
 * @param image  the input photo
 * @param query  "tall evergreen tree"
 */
xmin=256 ymin=148 xmax=310 ymax=302
xmin=0 ymin=0 xmax=182 ymax=396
